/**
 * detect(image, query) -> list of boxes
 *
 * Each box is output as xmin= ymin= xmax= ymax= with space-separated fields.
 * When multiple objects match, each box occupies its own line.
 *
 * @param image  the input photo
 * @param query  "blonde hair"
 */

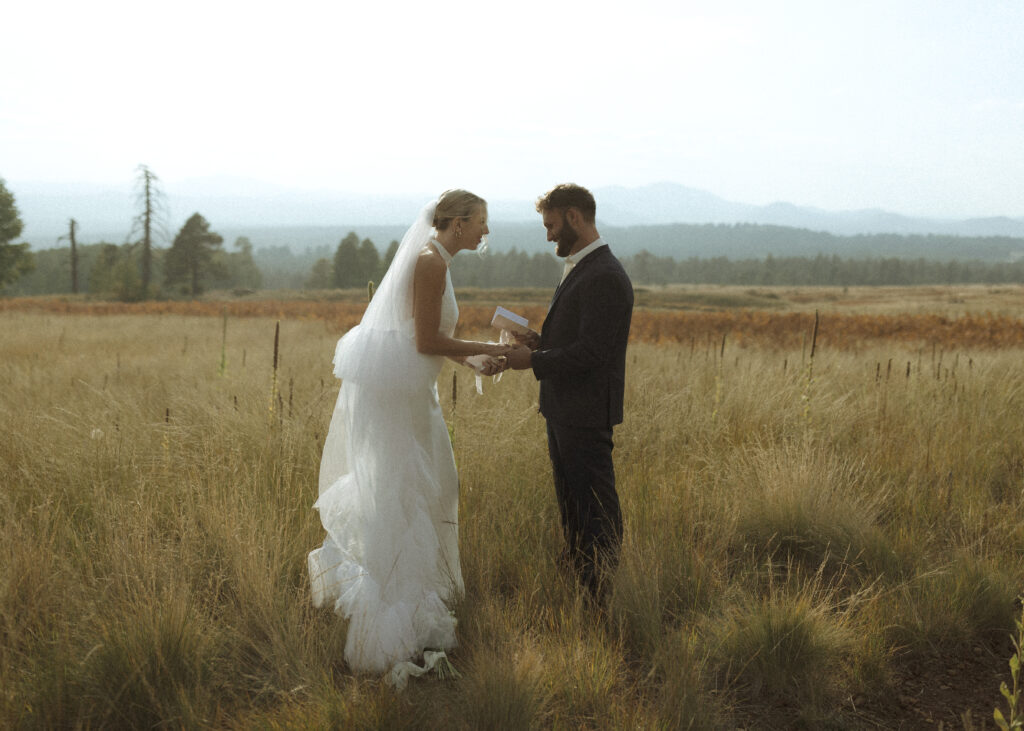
xmin=433 ymin=189 xmax=487 ymax=231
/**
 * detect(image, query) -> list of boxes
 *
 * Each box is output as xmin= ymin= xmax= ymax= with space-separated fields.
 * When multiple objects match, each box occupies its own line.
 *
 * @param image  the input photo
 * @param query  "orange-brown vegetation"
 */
xmin=3 ymin=296 xmax=1024 ymax=350
xmin=626 ymin=309 xmax=1024 ymax=350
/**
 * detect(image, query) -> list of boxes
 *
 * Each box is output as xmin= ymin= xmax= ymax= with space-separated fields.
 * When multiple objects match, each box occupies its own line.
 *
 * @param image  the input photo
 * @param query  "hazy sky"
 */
xmin=2 ymin=0 xmax=1022 ymax=218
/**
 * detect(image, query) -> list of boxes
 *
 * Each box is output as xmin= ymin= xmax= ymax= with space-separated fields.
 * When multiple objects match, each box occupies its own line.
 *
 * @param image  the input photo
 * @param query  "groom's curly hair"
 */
xmin=536 ymin=183 xmax=596 ymax=223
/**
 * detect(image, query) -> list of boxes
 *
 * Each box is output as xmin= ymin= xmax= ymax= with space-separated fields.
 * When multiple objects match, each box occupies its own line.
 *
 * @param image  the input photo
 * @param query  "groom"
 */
xmin=507 ymin=183 xmax=634 ymax=602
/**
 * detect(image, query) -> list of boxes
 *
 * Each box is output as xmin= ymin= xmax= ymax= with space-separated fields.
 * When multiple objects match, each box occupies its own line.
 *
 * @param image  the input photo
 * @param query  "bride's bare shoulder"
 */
xmin=414 ymin=245 xmax=446 ymax=283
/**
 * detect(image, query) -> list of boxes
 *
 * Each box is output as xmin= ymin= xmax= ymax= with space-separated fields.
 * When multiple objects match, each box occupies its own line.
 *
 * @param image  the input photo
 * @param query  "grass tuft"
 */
xmin=459 ymin=641 xmax=550 ymax=729
xmin=730 ymin=442 xmax=907 ymax=586
xmin=881 ymin=552 xmax=1020 ymax=656
xmin=708 ymin=585 xmax=852 ymax=712
xmin=76 ymin=591 xmax=218 ymax=729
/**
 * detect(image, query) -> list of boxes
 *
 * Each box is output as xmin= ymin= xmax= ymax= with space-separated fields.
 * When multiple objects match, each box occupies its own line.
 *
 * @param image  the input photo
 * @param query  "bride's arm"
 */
xmin=413 ymin=251 xmax=509 ymax=358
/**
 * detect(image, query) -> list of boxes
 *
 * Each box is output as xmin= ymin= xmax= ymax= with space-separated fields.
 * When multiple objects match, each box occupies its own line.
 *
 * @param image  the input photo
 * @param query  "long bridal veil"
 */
xmin=329 ymin=200 xmax=440 ymax=394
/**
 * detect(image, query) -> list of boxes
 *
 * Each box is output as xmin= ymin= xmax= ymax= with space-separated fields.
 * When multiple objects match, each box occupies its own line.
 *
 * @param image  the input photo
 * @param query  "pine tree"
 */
xmin=333 ymin=232 xmax=361 ymax=288
xmin=0 ymin=178 xmax=33 ymax=289
xmin=164 ymin=213 xmax=224 ymax=296
xmin=357 ymin=237 xmax=381 ymax=284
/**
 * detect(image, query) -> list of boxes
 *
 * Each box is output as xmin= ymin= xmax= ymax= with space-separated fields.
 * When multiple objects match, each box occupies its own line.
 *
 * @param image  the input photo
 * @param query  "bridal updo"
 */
xmin=433 ymin=189 xmax=487 ymax=231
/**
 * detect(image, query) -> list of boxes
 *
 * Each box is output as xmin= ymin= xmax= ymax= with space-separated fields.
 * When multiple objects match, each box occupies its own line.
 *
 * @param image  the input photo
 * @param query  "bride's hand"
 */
xmin=479 ymin=356 xmax=507 ymax=376
xmin=483 ymin=343 xmax=512 ymax=357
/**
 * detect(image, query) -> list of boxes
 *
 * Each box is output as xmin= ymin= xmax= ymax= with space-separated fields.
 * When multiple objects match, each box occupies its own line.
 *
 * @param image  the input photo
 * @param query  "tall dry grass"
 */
xmin=3 ymin=309 xmax=1024 ymax=728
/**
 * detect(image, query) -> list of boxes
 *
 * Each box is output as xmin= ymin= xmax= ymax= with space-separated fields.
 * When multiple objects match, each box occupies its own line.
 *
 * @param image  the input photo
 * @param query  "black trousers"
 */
xmin=545 ymin=421 xmax=623 ymax=598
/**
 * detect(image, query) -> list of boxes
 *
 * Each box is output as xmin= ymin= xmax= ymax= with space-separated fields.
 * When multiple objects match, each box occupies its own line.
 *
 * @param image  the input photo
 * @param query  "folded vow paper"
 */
xmin=491 ymin=306 xmax=529 ymax=334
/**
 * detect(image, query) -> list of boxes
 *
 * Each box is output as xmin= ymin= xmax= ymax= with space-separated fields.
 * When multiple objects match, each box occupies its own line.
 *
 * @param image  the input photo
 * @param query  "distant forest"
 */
xmin=9 ymin=230 xmax=1024 ymax=299
xmin=8 ymin=165 xmax=1024 ymax=299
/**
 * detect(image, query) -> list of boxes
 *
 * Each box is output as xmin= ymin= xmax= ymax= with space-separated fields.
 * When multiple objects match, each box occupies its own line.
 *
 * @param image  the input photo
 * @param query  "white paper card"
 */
xmin=491 ymin=306 xmax=529 ymax=334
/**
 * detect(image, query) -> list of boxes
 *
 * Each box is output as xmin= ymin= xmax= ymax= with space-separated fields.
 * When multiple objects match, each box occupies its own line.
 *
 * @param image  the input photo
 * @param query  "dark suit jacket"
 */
xmin=531 ymin=245 xmax=634 ymax=429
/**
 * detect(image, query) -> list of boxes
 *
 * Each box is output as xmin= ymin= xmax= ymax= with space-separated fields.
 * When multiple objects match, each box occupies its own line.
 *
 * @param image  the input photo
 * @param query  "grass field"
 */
xmin=3 ymin=286 xmax=1024 ymax=728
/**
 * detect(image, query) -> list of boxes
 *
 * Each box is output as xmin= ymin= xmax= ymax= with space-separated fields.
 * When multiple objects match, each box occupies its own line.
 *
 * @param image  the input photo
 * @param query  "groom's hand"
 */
xmin=506 ymin=345 xmax=533 ymax=370
xmin=514 ymin=328 xmax=540 ymax=350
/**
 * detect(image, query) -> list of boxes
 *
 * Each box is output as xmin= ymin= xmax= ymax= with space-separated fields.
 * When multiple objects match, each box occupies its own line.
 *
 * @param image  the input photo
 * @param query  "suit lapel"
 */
xmin=546 ymin=246 xmax=609 ymax=315
xmin=547 ymin=275 xmax=569 ymax=314
xmin=547 ymin=262 xmax=579 ymax=314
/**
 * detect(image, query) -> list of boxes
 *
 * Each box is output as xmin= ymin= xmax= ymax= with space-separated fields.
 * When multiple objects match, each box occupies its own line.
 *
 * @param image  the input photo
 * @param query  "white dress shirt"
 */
xmin=559 ymin=237 xmax=607 ymax=284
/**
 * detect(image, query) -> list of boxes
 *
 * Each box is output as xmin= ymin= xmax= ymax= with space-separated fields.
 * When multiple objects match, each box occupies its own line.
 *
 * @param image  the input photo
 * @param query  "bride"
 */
xmin=308 ymin=190 xmax=508 ymax=686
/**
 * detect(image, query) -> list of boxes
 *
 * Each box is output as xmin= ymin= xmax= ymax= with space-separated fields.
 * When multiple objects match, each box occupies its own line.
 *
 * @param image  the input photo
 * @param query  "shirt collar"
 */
xmin=565 ymin=237 xmax=606 ymax=266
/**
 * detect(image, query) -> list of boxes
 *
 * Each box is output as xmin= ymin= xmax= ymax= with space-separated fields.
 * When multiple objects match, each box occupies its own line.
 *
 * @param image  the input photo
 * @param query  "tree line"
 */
xmin=604 ymin=222 xmax=1024 ymax=261
xmin=1 ymin=169 xmax=262 ymax=299
xmin=9 ymin=236 xmax=262 ymax=299
xmin=627 ymin=251 xmax=1024 ymax=286
xmin=11 ymin=230 xmax=1024 ymax=298
xmin=7 ymin=170 xmax=1024 ymax=297
xmin=284 ymin=238 xmax=1024 ymax=291
xmin=301 ymin=237 xmax=563 ymax=290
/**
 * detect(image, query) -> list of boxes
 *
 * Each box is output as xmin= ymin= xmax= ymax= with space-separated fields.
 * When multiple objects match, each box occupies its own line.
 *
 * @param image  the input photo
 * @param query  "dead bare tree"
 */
xmin=56 ymin=218 xmax=79 ymax=294
xmin=69 ymin=218 xmax=78 ymax=294
xmin=129 ymin=165 xmax=168 ymax=298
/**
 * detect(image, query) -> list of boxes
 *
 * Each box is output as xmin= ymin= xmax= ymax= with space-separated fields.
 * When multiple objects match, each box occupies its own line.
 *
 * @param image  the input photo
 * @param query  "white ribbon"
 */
xmin=387 ymin=650 xmax=452 ymax=691
xmin=465 ymin=330 xmax=513 ymax=394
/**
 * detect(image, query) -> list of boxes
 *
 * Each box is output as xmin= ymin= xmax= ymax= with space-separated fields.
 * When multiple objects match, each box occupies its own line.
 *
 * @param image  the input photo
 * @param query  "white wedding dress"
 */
xmin=308 ymin=232 xmax=464 ymax=684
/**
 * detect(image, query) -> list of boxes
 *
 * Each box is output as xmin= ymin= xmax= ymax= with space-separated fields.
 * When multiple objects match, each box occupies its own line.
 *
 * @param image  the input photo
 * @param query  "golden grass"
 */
xmin=3 ymin=302 xmax=1024 ymax=727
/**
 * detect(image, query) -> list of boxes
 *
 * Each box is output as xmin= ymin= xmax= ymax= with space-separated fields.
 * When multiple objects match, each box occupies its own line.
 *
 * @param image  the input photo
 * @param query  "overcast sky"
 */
xmin=2 ymin=0 xmax=1022 ymax=218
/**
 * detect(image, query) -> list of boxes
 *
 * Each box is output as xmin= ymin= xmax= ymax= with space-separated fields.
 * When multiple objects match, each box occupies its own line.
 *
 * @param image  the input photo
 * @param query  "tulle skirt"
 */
xmin=308 ymin=374 xmax=463 ymax=674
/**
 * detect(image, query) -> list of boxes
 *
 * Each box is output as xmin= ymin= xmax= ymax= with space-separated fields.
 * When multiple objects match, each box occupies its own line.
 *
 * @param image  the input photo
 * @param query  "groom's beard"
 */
xmin=555 ymin=221 xmax=579 ymax=258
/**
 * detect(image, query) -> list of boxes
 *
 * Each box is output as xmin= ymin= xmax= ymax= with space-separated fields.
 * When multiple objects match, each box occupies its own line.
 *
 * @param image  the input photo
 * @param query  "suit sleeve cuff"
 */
xmin=530 ymin=349 xmax=549 ymax=380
